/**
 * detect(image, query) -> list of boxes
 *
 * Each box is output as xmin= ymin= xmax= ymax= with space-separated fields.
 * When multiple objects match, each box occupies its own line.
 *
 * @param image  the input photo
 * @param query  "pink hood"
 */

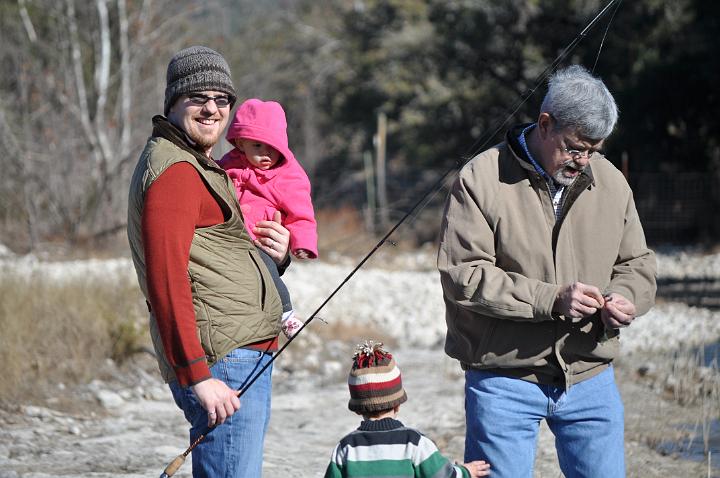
xmin=226 ymin=99 xmax=294 ymax=166
xmin=220 ymin=98 xmax=318 ymax=258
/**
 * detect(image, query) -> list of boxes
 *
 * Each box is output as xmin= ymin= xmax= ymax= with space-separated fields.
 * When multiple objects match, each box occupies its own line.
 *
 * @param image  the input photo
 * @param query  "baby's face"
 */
xmin=236 ymin=139 xmax=281 ymax=170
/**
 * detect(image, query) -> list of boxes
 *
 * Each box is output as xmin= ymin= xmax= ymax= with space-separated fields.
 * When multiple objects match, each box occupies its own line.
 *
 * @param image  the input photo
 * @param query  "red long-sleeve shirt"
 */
xmin=142 ymin=162 xmax=277 ymax=387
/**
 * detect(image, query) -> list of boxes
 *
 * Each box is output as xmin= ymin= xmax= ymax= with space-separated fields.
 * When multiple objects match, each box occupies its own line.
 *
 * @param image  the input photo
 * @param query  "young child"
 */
xmin=218 ymin=98 xmax=318 ymax=338
xmin=325 ymin=341 xmax=491 ymax=478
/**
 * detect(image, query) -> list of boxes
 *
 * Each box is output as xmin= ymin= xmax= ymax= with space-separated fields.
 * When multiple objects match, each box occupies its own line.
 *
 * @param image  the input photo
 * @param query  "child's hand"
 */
xmin=462 ymin=460 xmax=490 ymax=477
xmin=293 ymin=249 xmax=311 ymax=260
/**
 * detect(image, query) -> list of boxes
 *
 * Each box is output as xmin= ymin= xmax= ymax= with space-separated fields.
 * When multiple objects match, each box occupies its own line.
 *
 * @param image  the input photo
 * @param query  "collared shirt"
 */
xmin=518 ymin=124 xmax=564 ymax=221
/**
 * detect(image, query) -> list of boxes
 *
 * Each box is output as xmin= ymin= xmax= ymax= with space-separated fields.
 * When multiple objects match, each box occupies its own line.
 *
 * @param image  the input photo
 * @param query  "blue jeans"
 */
xmin=170 ymin=348 xmax=274 ymax=478
xmin=464 ymin=366 xmax=624 ymax=478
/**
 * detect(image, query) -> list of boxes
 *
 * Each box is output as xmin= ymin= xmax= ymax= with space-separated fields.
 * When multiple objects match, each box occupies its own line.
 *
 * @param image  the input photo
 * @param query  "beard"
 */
xmin=553 ymin=159 xmax=585 ymax=186
xmin=185 ymin=121 xmax=223 ymax=151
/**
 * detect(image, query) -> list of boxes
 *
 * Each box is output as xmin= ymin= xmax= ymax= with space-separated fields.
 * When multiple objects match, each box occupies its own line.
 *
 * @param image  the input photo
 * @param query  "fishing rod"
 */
xmin=461 ymin=0 xmax=622 ymax=161
xmin=159 ymin=1 xmax=621 ymax=476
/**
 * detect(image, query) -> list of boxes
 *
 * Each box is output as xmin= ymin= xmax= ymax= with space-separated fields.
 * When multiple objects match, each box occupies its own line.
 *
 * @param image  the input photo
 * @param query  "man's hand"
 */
xmin=191 ymin=378 xmax=241 ymax=427
xmin=601 ymin=292 xmax=636 ymax=329
xmin=253 ymin=211 xmax=290 ymax=264
xmin=554 ymin=281 xmax=605 ymax=319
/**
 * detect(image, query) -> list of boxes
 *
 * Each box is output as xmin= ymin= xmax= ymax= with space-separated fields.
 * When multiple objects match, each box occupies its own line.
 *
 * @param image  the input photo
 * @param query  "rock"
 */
xmin=87 ymin=379 xmax=104 ymax=392
xmin=304 ymin=353 xmax=320 ymax=371
xmin=119 ymin=389 xmax=134 ymax=400
xmin=637 ymin=362 xmax=657 ymax=378
xmin=145 ymin=385 xmax=168 ymax=401
xmin=0 ymin=243 xmax=14 ymax=258
xmin=325 ymin=339 xmax=346 ymax=355
xmin=445 ymin=435 xmax=465 ymax=454
xmin=52 ymin=416 xmax=73 ymax=427
xmin=322 ymin=360 xmax=343 ymax=377
xmin=696 ymin=366 xmax=716 ymax=381
xmin=154 ymin=445 xmax=185 ymax=456
xmin=95 ymin=389 xmax=124 ymax=409
xmin=290 ymin=369 xmax=312 ymax=381
xmin=22 ymin=406 xmax=55 ymax=419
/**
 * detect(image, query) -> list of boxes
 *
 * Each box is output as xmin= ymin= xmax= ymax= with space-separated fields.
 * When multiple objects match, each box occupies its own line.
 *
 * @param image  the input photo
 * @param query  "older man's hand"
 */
xmin=601 ymin=292 xmax=636 ymax=329
xmin=554 ymin=281 xmax=605 ymax=319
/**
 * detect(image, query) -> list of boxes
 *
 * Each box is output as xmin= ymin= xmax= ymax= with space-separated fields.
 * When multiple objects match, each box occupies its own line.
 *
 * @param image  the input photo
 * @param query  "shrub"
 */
xmin=0 ymin=272 xmax=148 ymax=402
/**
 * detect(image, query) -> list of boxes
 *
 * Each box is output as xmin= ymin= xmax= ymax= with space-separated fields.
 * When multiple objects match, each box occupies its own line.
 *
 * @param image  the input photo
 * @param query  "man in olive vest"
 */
xmin=127 ymin=46 xmax=290 ymax=477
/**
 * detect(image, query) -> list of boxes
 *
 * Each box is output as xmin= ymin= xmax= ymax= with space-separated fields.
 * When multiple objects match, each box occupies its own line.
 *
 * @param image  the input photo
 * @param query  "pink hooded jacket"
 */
xmin=218 ymin=99 xmax=318 ymax=258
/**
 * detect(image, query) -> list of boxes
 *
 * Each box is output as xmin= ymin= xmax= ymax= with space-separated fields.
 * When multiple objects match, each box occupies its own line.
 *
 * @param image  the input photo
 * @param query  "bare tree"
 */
xmin=215 ymin=0 xmax=345 ymax=181
xmin=0 ymin=0 xmax=201 ymax=251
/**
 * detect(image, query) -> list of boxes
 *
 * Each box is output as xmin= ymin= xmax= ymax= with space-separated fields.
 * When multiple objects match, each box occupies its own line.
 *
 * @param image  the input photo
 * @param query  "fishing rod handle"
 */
xmin=159 ymin=454 xmax=186 ymax=477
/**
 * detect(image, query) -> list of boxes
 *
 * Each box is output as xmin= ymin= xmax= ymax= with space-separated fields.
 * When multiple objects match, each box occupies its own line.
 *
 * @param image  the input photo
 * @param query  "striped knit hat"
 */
xmin=348 ymin=341 xmax=407 ymax=414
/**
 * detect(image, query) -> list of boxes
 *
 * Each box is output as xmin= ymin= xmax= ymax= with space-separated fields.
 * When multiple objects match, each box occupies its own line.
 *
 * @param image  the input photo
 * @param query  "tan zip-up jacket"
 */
xmin=438 ymin=125 xmax=656 ymax=387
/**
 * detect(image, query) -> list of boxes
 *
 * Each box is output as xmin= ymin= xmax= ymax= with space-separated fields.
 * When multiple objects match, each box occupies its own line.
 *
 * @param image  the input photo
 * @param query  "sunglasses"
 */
xmin=187 ymin=93 xmax=232 ymax=108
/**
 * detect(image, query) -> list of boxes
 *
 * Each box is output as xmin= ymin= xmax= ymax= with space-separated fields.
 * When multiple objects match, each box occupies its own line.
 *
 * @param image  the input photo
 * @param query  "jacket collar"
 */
xmin=358 ymin=417 xmax=404 ymax=432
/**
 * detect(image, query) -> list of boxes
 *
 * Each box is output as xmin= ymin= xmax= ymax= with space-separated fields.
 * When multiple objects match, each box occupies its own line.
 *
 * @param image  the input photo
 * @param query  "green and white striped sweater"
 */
xmin=324 ymin=418 xmax=470 ymax=478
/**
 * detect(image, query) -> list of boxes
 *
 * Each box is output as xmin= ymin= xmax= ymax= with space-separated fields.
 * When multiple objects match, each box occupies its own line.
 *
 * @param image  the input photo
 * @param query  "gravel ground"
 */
xmin=0 ymin=248 xmax=719 ymax=477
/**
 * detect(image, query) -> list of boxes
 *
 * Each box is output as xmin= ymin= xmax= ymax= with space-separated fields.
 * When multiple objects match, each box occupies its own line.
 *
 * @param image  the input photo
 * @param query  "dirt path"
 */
xmin=0 ymin=347 xmax=713 ymax=478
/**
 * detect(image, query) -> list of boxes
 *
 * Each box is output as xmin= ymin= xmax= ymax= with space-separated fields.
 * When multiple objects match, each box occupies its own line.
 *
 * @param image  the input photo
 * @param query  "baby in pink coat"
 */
xmin=218 ymin=99 xmax=318 ymax=337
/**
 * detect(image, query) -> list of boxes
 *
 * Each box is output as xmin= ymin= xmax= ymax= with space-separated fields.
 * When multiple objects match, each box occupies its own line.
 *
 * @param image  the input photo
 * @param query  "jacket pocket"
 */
xmin=475 ymin=318 xmax=498 ymax=359
xmin=478 ymin=319 xmax=555 ymax=368
xmin=188 ymin=270 xmax=216 ymax=360
xmin=590 ymin=327 xmax=620 ymax=360
xmin=247 ymin=250 xmax=267 ymax=309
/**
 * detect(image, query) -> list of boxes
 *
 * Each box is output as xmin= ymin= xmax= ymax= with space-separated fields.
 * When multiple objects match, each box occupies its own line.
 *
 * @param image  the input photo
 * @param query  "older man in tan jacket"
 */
xmin=438 ymin=65 xmax=656 ymax=478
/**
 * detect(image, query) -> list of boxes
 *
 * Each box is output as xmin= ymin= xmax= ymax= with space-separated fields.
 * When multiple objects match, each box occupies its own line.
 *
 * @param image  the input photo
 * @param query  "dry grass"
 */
xmin=0 ymin=273 xmax=148 ymax=403
xmin=316 ymin=206 xmax=378 ymax=258
xmin=0 ymin=261 xmax=397 ymax=404
xmin=311 ymin=319 xmax=398 ymax=350
xmin=315 ymin=206 xmax=438 ymax=262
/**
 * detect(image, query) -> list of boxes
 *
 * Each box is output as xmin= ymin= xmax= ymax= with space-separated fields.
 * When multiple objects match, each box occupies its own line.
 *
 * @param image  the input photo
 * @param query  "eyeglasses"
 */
xmin=187 ymin=93 xmax=232 ymax=108
xmin=562 ymin=146 xmax=592 ymax=160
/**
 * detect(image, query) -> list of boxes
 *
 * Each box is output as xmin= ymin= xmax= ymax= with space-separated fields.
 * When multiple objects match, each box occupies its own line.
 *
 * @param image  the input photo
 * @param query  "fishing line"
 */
xmin=592 ymin=0 xmax=622 ymax=73
xmin=159 ymin=1 xmax=621 ymax=475
xmin=462 ymin=0 xmax=622 ymax=161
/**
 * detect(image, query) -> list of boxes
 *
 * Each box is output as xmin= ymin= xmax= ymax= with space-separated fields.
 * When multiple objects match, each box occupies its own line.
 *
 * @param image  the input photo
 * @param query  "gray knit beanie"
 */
xmin=164 ymin=46 xmax=237 ymax=116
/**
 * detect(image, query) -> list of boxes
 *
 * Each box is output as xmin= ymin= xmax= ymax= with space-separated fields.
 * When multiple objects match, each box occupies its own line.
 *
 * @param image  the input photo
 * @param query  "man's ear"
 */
xmin=537 ymin=112 xmax=553 ymax=140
